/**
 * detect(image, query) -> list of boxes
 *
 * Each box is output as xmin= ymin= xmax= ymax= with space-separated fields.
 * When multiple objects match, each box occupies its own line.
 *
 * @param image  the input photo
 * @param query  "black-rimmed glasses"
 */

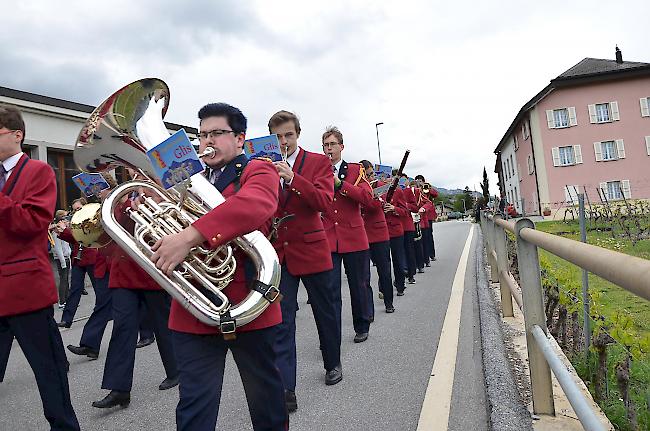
xmin=198 ymin=129 xmax=236 ymax=140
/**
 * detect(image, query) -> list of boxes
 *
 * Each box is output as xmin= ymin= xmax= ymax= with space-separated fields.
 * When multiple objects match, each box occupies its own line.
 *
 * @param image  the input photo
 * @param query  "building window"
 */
xmin=595 ymin=103 xmax=610 ymax=122
xmin=554 ymin=109 xmax=569 ymax=128
xmin=510 ymin=155 xmax=515 ymax=176
xmin=589 ymin=101 xmax=619 ymax=123
xmin=640 ymin=97 xmax=650 ymax=117
xmin=606 ymin=181 xmax=622 ymax=200
xmin=527 ymin=154 xmax=534 ymax=174
xmin=47 ymin=148 xmax=81 ymax=210
xmin=601 ymin=141 xmax=617 ymax=161
xmin=559 ymin=146 xmax=575 ymax=165
xmin=513 ymin=134 xmax=519 ymax=151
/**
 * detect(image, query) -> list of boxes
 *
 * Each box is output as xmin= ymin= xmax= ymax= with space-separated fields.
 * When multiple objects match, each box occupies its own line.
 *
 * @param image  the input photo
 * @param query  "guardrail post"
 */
xmin=488 ymin=215 xmax=499 ymax=282
xmin=494 ymin=214 xmax=514 ymax=317
xmin=515 ymin=218 xmax=555 ymax=415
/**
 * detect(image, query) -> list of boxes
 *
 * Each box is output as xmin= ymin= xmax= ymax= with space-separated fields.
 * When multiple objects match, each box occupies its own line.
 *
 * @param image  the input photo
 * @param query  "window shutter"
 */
xmin=546 ymin=110 xmax=555 ymax=128
xmin=517 ymin=163 xmax=521 ymax=180
xmin=615 ymin=139 xmax=625 ymax=159
xmin=528 ymin=154 xmax=533 ymax=174
xmin=610 ymin=101 xmax=620 ymax=121
xmin=568 ymin=107 xmax=577 ymax=126
xmin=646 ymin=136 xmax=650 ymax=155
xmin=594 ymin=141 xmax=603 ymax=161
xmin=621 ymin=180 xmax=631 ymax=199
xmin=588 ymin=104 xmax=597 ymax=123
xmin=640 ymin=97 xmax=650 ymax=117
xmin=599 ymin=182 xmax=608 ymax=200
xmin=552 ymin=147 xmax=560 ymax=166
xmin=573 ymin=145 xmax=583 ymax=164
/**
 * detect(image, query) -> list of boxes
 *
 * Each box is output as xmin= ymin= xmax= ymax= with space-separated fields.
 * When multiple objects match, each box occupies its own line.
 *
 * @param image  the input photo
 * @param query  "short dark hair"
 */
xmin=415 ymin=174 xmax=425 ymax=181
xmin=360 ymin=160 xmax=373 ymax=170
xmin=0 ymin=105 xmax=25 ymax=144
xmin=322 ymin=126 xmax=343 ymax=145
xmin=198 ymin=103 xmax=247 ymax=134
xmin=268 ymin=110 xmax=301 ymax=135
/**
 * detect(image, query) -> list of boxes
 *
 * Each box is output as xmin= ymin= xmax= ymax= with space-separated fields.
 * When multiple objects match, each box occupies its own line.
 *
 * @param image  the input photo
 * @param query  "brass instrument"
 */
xmin=422 ymin=183 xmax=431 ymax=194
xmin=71 ymin=78 xmax=281 ymax=336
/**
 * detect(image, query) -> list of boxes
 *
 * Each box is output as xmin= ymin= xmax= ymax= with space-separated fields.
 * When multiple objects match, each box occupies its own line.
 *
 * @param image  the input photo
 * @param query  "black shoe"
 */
xmin=386 ymin=306 xmax=395 ymax=313
xmin=67 ymin=344 xmax=99 ymax=360
xmin=325 ymin=364 xmax=343 ymax=385
xmin=306 ymin=298 xmax=311 ymax=304
xmin=354 ymin=332 xmax=369 ymax=343
xmin=425 ymin=262 xmax=431 ymax=267
xmin=417 ymin=268 xmax=425 ymax=273
xmin=92 ymin=391 xmax=130 ymax=408
xmin=285 ymin=390 xmax=297 ymax=413
xmin=159 ymin=376 xmax=179 ymax=390
xmin=396 ymin=291 xmax=405 ymax=296
xmin=369 ymin=315 xmax=374 ymax=323
xmin=432 ymin=257 xmax=437 ymax=261
xmin=81 ymin=289 xmax=88 ymax=295
xmin=57 ymin=321 xmax=72 ymax=328
xmin=136 ymin=337 xmax=155 ymax=348
xmin=408 ymin=277 xmax=416 ymax=284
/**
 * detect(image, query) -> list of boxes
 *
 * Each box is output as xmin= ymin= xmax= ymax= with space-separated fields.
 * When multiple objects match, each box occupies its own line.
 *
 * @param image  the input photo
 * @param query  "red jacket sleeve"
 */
xmin=193 ymin=160 xmax=280 ymax=249
xmin=0 ymin=163 xmax=56 ymax=238
xmin=392 ymin=189 xmax=410 ymax=217
xmin=288 ymin=155 xmax=334 ymax=212
xmin=58 ymin=227 xmax=75 ymax=244
xmin=340 ymin=165 xmax=372 ymax=206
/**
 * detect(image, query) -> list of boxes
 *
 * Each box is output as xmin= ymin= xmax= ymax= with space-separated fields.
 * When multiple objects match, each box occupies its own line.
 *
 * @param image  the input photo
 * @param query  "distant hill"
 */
xmin=435 ymin=187 xmax=481 ymax=198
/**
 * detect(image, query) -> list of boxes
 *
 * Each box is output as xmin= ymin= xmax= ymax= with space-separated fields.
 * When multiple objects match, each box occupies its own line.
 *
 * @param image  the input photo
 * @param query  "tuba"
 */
xmin=73 ymin=78 xmax=281 ymax=337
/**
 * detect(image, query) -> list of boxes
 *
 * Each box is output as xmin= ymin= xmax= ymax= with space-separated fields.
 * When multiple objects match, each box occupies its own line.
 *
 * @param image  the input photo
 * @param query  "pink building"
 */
xmin=494 ymin=48 xmax=650 ymax=216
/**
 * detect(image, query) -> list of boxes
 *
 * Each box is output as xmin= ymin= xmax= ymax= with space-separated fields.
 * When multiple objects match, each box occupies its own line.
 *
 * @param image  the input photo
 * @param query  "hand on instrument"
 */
xmin=274 ymin=161 xmax=294 ymax=183
xmin=55 ymin=220 xmax=67 ymax=233
xmin=151 ymin=226 xmax=204 ymax=276
xmin=418 ymin=207 xmax=426 ymax=213
xmin=383 ymin=203 xmax=395 ymax=213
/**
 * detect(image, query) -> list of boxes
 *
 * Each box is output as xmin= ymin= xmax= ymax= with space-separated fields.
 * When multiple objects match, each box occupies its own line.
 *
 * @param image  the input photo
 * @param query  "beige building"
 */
xmin=0 ymin=85 xmax=197 ymax=210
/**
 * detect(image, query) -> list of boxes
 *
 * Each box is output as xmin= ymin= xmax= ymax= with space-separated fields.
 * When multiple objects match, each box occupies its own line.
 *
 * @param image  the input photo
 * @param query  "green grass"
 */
xmin=535 ymin=220 xmax=650 ymax=430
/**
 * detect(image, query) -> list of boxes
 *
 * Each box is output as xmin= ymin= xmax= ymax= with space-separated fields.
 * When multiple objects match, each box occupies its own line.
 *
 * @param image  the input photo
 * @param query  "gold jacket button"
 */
xmin=334 ymin=209 xmax=338 ymax=213
xmin=334 ymin=222 xmax=338 ymax=226
xmin=283 ymin=241 xmax=289 ymax=246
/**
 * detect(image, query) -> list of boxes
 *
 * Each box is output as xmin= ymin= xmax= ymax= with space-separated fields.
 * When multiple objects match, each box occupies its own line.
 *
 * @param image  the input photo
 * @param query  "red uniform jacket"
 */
xmin=0 ymin=154 xmax=58 ymax=317
xmin=426 ymin=188 xmax=439 ymax=222
xmin=170 ymin=157 xmax=281 ymax=335
xmin=362 ymin=184 xmax=389 ymax=244
xmin=273 ymin=148 xmax=334 ymax=276
xmin=384 ymin=187 xmax=408 ymax=238
xmin=58 ymin=227 xmax=98 ymax=268
xmin=399 ymin=187 xmax=417 ymax=232
xmin=107 ymin=199 xmax=161 ymax=290
xmin=323 ymin=161 xmax=372 ymax=253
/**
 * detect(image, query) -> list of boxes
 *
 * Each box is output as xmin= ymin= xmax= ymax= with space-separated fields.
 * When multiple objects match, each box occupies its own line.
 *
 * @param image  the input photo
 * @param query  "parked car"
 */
xmin=447 ymin=211 xmax=463 ymax=220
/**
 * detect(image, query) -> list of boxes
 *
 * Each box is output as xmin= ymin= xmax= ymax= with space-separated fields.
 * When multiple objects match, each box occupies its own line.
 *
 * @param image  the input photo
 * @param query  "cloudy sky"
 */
xmin=2 ymin=0 xmax=649 ymax=192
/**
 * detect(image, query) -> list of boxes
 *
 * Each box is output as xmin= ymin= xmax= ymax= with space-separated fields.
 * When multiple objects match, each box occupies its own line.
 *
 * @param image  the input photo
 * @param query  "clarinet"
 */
xmin=385 ymin=150 xmax=410 ymax=203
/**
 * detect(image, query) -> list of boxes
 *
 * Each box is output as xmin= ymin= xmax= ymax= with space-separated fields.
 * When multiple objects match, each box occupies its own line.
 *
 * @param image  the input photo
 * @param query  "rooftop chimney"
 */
xmin=615 ymin=45 xmax=623 ymax=64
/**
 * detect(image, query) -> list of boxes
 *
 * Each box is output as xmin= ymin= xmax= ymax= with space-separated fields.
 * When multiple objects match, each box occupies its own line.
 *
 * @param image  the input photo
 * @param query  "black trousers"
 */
xmin=368 ymin=240 xmax=394 ymax=308
xmin=389 ymin=235 xmax=407 ymax=292
xmin=403 ymin=231 xmax=417 ymax=278
xmin=101 ymin=289 xmax=177 ymax=392
xmin=55 ymin=258 xmax=70 ymax=305
xmin=0 ymin=307 xmax=80 ymax=431
xmin=274 ymin=265 xmax=340 ymax=392
xmin=61 ymin=264 xmax=96 ymax=324
xmin=78 ymin=274 xmax=112 ymax=353
xmin=414 ymin=235 xmax=425 ymax=269
xmin=421 ymin=227 xmax=434 ymax=262
xmin=173 ymin=327 xmax=288 ymax=431
xmin=332 ymin=250 xmax=372 ymax=335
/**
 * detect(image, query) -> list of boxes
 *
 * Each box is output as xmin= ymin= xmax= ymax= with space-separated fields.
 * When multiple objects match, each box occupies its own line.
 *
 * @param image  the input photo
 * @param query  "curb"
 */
xmin=475 ymin=227 xmax=533 ymax=431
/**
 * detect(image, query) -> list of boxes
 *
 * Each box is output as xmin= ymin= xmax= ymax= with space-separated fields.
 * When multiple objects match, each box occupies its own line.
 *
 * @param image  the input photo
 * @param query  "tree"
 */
xmin=480 ymin=167 xmax=489 ymax=201
xmin=454 ymin=187 xmax=473 ymax=213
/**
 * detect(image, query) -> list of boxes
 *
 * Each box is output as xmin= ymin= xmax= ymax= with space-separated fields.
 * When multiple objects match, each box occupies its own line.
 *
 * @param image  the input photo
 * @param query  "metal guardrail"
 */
xmin=479 ymin=211 xmax=650 ymax=431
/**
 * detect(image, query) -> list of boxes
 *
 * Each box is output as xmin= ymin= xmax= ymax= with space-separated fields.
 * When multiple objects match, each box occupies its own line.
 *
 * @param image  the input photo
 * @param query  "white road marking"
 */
xmin=417 ymin=225 xmax=474 ymax=431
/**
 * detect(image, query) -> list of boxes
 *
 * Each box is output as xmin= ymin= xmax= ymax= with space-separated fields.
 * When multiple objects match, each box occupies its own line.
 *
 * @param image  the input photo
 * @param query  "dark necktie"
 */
xmin=0 ymin=164 xmax=6 ymax=191
xmin=209 ymin=168 xmax=221 ymax=185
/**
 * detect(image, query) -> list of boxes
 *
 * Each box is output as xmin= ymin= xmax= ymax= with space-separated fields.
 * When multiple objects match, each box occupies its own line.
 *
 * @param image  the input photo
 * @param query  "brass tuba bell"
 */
xmin=72 ymin=78 xmax=281 ymax=336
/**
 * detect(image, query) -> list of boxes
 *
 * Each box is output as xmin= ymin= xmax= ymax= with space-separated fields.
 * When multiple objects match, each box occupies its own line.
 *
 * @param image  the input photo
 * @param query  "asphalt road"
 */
xmin=0 ymin=220 xmax=487 ymax=431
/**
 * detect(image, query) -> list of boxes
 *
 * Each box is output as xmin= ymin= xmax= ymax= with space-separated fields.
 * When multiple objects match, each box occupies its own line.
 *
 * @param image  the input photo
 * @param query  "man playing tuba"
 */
xmin=150 ymin=103 xmax=288 ymax=431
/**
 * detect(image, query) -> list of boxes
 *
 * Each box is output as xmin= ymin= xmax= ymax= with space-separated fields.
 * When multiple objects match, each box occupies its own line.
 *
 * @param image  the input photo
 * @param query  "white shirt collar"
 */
xmin=333 ymin=159 xmax=343 ymax=173
xmin=286 ymin=146 xmax=300 ymax=168
xmin=1 ymin=152 xmax=23 ymax=179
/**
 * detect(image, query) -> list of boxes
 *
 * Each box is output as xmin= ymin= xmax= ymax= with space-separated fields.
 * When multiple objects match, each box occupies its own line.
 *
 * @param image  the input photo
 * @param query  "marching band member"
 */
xmin=150 ymin=103 xmax=288 ymax=430
xmin=0 ymin=105 xmax=80 ymax=430
xmin=411 ymin=176 xmax=426 ymax=273
xmin=268 ymin=110 xmax=342 ymax=413
xmin=93 ymin=179 xmax=179 ymax=409
xmin=322 ymin=127 xmax=373 ymax=343
xmin=56 ymin=197 xmax=98 ymax=327
xmin=382 ymin=175 xmax=409 ymax=297
xmin=66 ymin=173 xmax=116 ymax=360
xmin=399 ymin=175 xmax=419 ymax=284
xmin=359 ymin=160 xmax=394 ymax=313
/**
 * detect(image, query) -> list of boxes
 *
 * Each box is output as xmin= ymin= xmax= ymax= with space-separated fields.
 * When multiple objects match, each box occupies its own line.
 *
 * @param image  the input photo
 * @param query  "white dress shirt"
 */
xmin=281 ymin=146 xmax=300 ymax=186
xmin=1 ymin=152 xmax=23 ymax=183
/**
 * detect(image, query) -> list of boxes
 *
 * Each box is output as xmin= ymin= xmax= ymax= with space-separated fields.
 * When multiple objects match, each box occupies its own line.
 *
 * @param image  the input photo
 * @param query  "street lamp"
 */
xmin=375 ymin=122 xmax=384 ymax=164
